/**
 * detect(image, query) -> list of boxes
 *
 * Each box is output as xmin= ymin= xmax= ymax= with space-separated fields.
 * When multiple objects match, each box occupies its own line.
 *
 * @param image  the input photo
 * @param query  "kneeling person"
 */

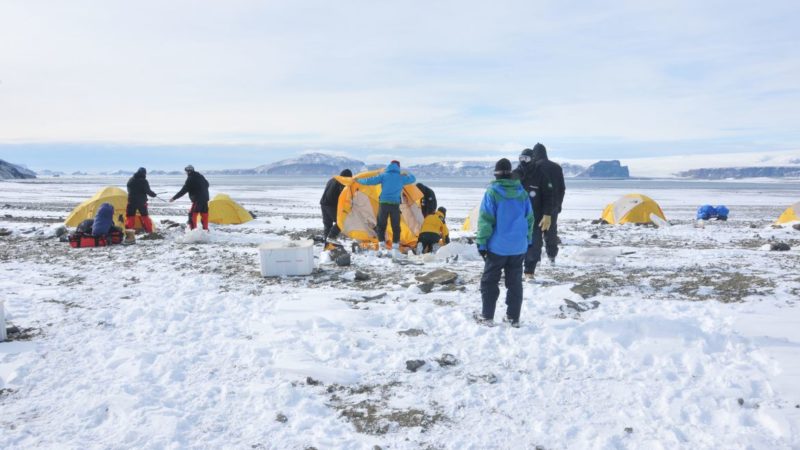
xmin=418 ymin=207 xmax=450 ymax=254
xmin=475 ymin=158 xmax=534 ymax=327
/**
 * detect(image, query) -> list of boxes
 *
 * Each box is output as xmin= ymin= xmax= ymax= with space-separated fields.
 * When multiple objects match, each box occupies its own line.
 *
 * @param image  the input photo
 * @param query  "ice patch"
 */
xmin=176 ymin=228 xmax=212 ymax=244
xmin=436 ymin=242 xmax=481 ymax=261
xmin=572 ymin=247 xmax=619 ymax=264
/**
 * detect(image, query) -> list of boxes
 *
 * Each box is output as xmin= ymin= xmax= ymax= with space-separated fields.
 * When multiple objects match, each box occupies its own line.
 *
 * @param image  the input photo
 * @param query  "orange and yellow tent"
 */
xmin=775 ymin=201 xmax=800 ymax=225
xmin=600 ymin=193 xmax=666 ymax=225
xmin=334 ymin=170 xmax=424 ymax=249
xmin=207 ymin=193 xmax=254 ymax=225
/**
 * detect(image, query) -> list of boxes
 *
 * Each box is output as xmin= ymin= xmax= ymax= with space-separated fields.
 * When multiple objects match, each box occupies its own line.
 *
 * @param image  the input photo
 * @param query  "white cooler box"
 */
xmin=259 ymin=239 xmax=315 ymax=277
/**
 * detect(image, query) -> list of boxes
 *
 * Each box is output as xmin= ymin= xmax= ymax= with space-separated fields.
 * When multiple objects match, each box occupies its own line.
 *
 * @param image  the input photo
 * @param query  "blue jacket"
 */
xmin=476 ymin=179 xmax=534 ymax=256
xmin=358 ymin=162 xmax=416 ymax=204
xmin=92 ymin=202 xmax=115 ymax=236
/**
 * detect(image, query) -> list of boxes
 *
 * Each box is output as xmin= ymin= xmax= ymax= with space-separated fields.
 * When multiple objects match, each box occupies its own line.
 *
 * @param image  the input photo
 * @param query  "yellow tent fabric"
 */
xmin=207 ymin=193 xmax=254 ymax=225
xmin=64 ymin=186 xmax=149 ymax=229
xmin=601 ymin=193 xmax=666 ymax=225
xmin=335 ymin=170 xmax=424 ymax=249
xmin=461 ymin=205 xmax=480 ymax=232
xmin=776 ymin=201 xmax=800 ymax=224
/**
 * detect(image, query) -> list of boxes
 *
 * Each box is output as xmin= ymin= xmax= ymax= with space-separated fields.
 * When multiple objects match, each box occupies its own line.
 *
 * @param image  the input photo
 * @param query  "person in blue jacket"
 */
xmin=358 ymin=160 xmax=416 ymax=257
xmin=474 ymin=158 xmax=534 ymax=327
xmin=91 ymin=202 xmax=117 ymax=237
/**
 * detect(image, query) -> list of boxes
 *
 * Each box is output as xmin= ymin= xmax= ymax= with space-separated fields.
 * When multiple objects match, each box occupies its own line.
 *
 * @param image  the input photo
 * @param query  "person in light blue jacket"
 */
xmin=474 ymin=158 xmax=534 ymax=327
xmin=358 ymin=160 xmax=416 ymax=256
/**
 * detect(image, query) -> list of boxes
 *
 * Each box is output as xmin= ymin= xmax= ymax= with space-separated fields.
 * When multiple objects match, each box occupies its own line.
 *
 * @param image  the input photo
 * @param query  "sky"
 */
xmin=1 ymin=0 xmax=799 ymax=171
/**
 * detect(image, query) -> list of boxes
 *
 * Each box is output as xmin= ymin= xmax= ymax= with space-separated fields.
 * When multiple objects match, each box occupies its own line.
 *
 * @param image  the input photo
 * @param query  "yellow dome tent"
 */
xmin=601 ymin=193 xmax=666 ymax=225
xmin=334 ymin=170 xmax=424 ymax=249
xmin=207 ymin=193 xmax=254 ymax=225
xmin=776 ymin=201 xmax=800 ymax=224
xmin=65 ymin=186 xmax=151 ymax=230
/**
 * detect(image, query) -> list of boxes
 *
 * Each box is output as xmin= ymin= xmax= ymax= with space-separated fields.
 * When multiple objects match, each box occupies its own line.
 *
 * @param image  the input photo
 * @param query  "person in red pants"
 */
xmin=125 ymin=167 xmax=157 ymax=233
xmin=170 ymin=165 xmax=210 ymax=231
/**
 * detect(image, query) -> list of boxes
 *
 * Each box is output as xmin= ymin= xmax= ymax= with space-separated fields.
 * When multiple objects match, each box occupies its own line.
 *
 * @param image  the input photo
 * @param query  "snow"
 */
xmin=1 ymin=177 xmax=799 ymax=449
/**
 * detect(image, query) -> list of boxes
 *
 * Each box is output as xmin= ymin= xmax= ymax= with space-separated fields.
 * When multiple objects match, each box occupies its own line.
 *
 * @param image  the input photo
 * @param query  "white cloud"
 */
xmin=1 ymin=0 xmax=799 ymax=158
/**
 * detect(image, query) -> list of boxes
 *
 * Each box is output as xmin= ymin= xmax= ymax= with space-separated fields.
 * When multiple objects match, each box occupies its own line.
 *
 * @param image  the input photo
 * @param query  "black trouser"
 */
xmin=126 ymin=202 xmax=149 ymax=217
xmin=524 ymin=211 xmax=559 ymax=274
xmin=481 ymin=252 xmax=525 ymax=321
xmin=376 ymin=203 xmax=401 ymax=244
xmin=418 ymin=232 xmax=441 ymax=253
xmin=321 ymin=205 xmax=339 ymax=239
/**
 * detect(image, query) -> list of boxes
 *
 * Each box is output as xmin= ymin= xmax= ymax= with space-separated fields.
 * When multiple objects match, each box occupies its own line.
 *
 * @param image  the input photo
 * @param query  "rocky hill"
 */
xmin=209 ymin=153 xmax=368 ymax=176
xmin=0 ymin=159 xmax=37 ymax=179
xmin=677 ymin=166 xmax=800 ymax=179
xmin=576 ymin=160 xmax=630 ymax=178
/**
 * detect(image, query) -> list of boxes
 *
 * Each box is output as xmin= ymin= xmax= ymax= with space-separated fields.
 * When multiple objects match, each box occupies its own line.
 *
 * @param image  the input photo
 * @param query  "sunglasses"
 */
xmin=519 ymin=155 xmax=532 ymax=163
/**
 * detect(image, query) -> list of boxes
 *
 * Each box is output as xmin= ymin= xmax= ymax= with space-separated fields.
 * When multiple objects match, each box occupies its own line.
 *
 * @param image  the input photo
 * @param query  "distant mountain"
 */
xmin=205 ymin=154 xmax=586 ymax=178
xmin=0 ymin=159 xmax=36 ymax=179
xmin=560 ymin=162 xmax=585 ymax=177
xmin=405 ymin=160 xmax=586 ymax=178
xmin=72 ymin=171 xmax=89 ymax=176
xmin=577 ymin=160 xmax=630 ymax=179
xmin=677 ymin=166 xmax=800 ymax=179
xmin=407 ymin=161 xmax=494 ymax=178
xmin=38 ymin=169 xmax=65 ymax=177
xmin=150 ymin=170 xmax=183 ymax=176
xmin=209 ymin=153 xmax=368 ymax=176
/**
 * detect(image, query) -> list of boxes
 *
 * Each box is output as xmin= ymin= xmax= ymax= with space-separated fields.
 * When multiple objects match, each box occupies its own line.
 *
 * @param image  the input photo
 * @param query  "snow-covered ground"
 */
xmin=1 ymin=177 xmax=799 ymax=449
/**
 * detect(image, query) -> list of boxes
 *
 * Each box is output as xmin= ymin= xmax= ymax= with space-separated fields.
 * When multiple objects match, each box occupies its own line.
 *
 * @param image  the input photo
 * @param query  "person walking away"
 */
xmin=512 ymin=144 xmax=554 ymax=279
xmin=475 ymin=159 xmax=533 ymax=328
xmin=530 ymin=143 xmax=565 ymax=266
xmin=416 ymin=182 xmax=437 ymax=217
xmin=170 ymin=165 xmax=211 ymax=231
xmin=320 ymin=169 xmax=352 ymax=240
xmin=358 ymin=160 xmax=416 ymax=258
xmin=417 ymin=206 xmax=450 ymax=254
xmin=126 ymin=167 xmax=157 ymax=233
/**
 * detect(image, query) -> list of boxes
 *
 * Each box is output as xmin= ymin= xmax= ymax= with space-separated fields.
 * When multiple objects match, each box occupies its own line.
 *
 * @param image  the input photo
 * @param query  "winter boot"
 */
xmin=125 ymin=215 xmax=136 ymax=230
xmin=503 ymin=315 xmax=520 ymax=328
xmin=201 ymin=213 xmax=210 ymax=231
xmin=391 ymin=247 xmax=399 ymax=260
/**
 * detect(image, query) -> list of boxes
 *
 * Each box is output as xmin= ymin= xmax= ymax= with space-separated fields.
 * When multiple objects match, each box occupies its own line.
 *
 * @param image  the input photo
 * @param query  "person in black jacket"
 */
xmin=170 ymin=165 xmax=211 ymax=231
xmin=416 ymin=182 xmax=437 ymax=217
xmin=126 ymin=167 xmax=157 ymax=233
xmin=512 ymin=144 xmax=554 ymax=278
xmin=320 ymin=169 xmax=352 ymax=239
xmin=531 ymin=143 xmax=566 ymax=267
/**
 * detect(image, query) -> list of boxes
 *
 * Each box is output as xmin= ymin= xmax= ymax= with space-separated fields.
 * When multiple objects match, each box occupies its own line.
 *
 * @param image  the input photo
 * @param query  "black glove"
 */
xmin=476 ymin=244 xmax=487 ymax=260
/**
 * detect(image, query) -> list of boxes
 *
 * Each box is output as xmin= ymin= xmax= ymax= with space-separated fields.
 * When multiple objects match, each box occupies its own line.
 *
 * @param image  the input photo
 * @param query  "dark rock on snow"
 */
xmin=770 ymin=242 xmax=791 ymax=251
xmin=406 ymin=360 xmax=426 ymax=372
xmin=397 ymin=328 xmax=427 ymax=337
xmin=354 ymin=270 xmax=370 ymax=281
xmin=435 ymin=353 xmax=458 ymax=367
xmin=417 ymin=282 xmax=434 ymax=294
xmin=415 ymin=269 xmax=457 ymax=285
xmin=793 ymin=224 xmax=800 ymax=231
xmin=335 ymin=253 xmax=351 ymax=267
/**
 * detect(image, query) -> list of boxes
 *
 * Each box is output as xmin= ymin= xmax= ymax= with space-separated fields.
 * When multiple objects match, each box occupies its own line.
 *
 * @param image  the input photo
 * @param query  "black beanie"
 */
xmin=437 ymin=206 xmax=447 ymax=216
xmin=494 ymin=158 xmax=512 ymax=178
xmin=340 ymin=169 xmax=353 ymax=177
